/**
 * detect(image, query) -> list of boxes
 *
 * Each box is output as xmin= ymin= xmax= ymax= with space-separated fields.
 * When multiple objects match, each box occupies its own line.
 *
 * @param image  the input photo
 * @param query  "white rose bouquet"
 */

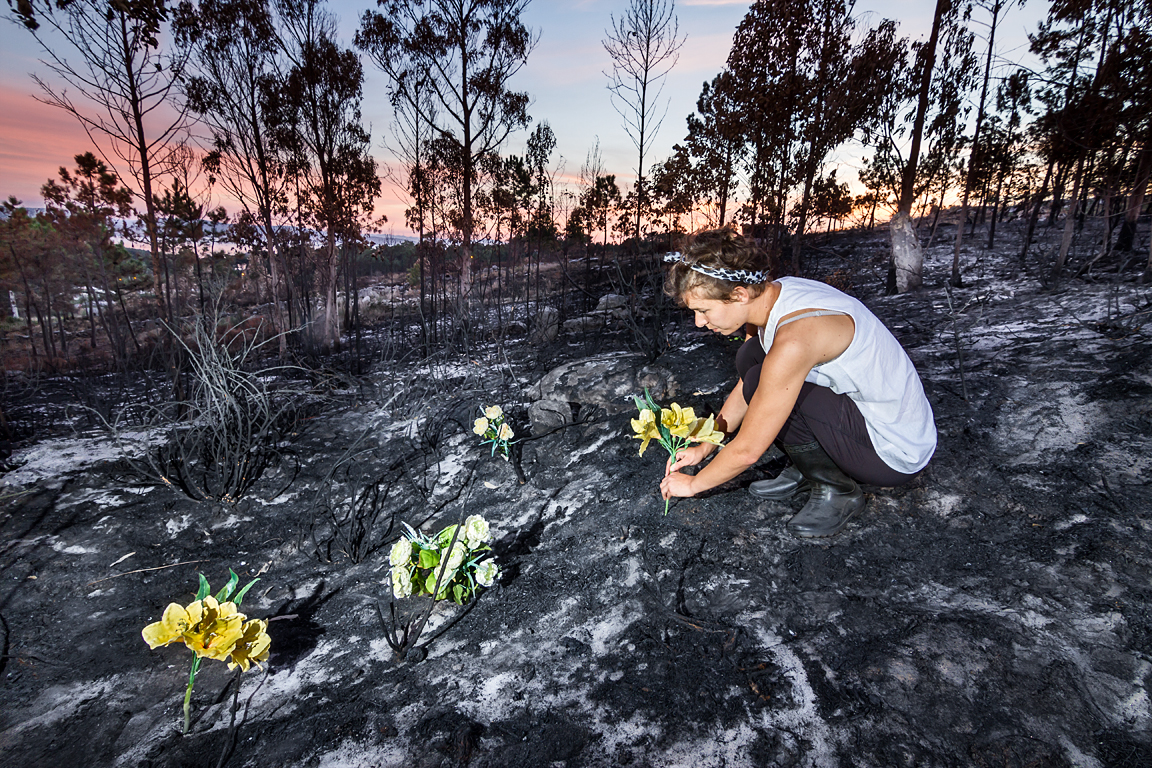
xmin=388 ymin=515 xmax=500 ymax=605
xmin=473 ymin=405 xmax=515 ymax=460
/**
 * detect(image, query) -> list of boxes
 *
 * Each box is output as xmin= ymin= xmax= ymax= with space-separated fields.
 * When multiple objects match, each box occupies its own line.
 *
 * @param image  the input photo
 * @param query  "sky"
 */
xmin=0 ymin=0 xmax=1048 ymax=238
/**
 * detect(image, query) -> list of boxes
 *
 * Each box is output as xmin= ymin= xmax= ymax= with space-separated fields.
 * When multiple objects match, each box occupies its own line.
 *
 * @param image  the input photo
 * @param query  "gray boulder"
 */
xmin=562 ymin=315 xmax=602 ymax=334
xmin=529 ymin=306 xmax=559 ymax=344
xmin=528 ymin=399 xmax=573 ymax=436
xmin=596 ymin=293 xmax=629 ymax=312
xmin=528 ymin=353 xmax=677 ymax=414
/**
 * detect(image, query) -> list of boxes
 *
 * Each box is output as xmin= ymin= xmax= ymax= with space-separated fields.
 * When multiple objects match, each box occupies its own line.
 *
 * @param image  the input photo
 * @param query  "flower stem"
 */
xmin=183 ymin=656 xmax=202 ymax=735
xmin=665 ymin=445 xmax=681 ymax=516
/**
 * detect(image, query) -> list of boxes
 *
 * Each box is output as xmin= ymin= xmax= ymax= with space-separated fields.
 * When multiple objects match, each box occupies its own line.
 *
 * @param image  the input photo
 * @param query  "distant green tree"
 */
xmin=12 ymin=0 xmax=193 ymax=321
xmin=176 ymin=0 xmax=293 ymax=352
xmin=41 ymin=153 xmax=137 ymax=359
xmin=683 ymin=74 xmax=744 ymax=227
xmin=725 ymin=0 xmax=904 ymax=272
xmin=277 ymin=0 xmax=380 ymax=348
xmin=810 ymin=170 xmax=853 ymax=233
xmin=357 ymin=0 xmax=537 ymax=301
xmin=887 ymin=0 xmax=972 ymax=293
xmin=581 ymin=175 xmax=623 ymax=248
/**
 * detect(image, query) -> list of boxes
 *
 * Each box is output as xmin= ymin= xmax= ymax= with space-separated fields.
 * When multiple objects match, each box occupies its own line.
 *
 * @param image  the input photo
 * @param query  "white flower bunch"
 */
xmin=473 ymin=405 xmax=515 ymax=460
xmin=388 ymin=516 xmax=499 ymax=605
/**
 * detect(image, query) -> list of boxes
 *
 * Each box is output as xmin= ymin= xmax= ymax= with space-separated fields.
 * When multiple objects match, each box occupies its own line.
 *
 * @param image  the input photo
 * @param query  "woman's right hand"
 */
xmin=666 ymin=442 xmax=717 ymax=475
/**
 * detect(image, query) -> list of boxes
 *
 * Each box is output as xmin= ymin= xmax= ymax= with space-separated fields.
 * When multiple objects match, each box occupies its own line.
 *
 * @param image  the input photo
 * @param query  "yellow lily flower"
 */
xmin=181 ymin=596 xmax=245 ymax=661
xmin=142 ymin=602 xmax=193 ymax=649
xmin=662 ymin=403 xmax=698 ymax=438
xmin=228 ymin=619 xmax=271 ymax=672
xmin=473 ymin=417 xmax=489 ymax=436
xmin=631 ymin=409 xmax=661 ymax=456
xmin=630 ymin=407 xmax=656 ymax=434
xmin=687 ymin=415 xmax=725 ymax=445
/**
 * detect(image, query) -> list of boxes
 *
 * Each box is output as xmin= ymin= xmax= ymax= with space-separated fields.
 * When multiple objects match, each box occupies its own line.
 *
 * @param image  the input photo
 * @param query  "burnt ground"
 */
xmin=2 ymin=224 xmax=1151 ymax=768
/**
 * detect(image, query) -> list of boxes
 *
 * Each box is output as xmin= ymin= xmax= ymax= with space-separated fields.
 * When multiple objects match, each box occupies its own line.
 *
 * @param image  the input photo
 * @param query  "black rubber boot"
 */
xmin=749 ymin=465 xmax=810 ymax=500
xmin=783 ymin=441 xmax=865 ymax=538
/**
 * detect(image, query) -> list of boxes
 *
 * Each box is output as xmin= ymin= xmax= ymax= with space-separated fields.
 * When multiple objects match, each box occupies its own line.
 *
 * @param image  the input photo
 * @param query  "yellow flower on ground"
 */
xmin=473 ymin=417 xmax=489 ymax=436
xmin=498 ymin=423 xmax=514 ymax=441
xmin=181 ymin=596 xmax=245 ymax=661
xmin=484 ymin=405 xmax=503 ymax=420
xmin=142 ymin=602 xmax=193 ymax=649
xmin=228 ymin=619 xmax=271 ymax=671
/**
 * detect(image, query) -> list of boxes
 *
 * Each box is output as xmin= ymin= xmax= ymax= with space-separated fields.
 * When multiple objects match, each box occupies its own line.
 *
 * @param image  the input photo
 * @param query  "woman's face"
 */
xmin=683 ymin=288 xmax=750 ymax=336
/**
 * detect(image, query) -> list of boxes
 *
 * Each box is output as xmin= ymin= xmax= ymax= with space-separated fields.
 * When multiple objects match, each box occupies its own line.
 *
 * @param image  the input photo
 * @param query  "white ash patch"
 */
xmin=49 ymin=538 xmax=96 ymax=555
xmin=165 ymin=515 xmax=192 ymax=536
xmin=313 ymin=739 xmax=407 ymax=768
xmin=211 ymin=514 xmax=252 ymax=530
xmin=994 ymin=384 xmax=1102 ymax=462
xmin=0 ymin=430 xmax=155 ymax=489
xmin=927 ymin=491 xmax=965 ymax=517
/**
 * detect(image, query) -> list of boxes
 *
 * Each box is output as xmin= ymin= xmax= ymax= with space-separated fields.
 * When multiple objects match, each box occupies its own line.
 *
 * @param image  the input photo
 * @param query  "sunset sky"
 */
xmin=1 ymin=1 xmax=1045 ymax=238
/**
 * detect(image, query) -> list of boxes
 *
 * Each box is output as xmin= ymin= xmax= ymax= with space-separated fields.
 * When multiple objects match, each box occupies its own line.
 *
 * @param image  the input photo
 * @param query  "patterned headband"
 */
xmin=663 ymin=252 xmax=768 ymax=284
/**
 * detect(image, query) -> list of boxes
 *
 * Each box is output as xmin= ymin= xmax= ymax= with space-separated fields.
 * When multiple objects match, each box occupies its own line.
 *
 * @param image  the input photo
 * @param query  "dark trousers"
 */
xmin=736 ymin=338 xmax=915 ymax=487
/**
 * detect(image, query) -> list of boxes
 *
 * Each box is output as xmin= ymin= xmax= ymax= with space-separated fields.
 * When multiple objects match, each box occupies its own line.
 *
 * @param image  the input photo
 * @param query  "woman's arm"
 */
xmin=666 ymin=378 xmax=750 ymax=473
xmin=660 ymin=314 xmax=855 ymax=500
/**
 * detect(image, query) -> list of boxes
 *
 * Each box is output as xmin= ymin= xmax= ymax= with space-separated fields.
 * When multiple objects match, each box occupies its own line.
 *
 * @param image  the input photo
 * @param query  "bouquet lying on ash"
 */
xmin=142 ymin=570 xmax=270 ymax=734
xmin=631 ymin=390 xmax=726 ymax=514
xmin=389 ymin=515 xmax=500 ymax=605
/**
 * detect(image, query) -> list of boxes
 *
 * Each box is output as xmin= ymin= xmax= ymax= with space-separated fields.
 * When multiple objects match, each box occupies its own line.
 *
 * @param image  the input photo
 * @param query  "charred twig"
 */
xmin=86 ymin=559 xmax=210 ymax=586
xmin=943 ymin=287 xmax=970 ymax=403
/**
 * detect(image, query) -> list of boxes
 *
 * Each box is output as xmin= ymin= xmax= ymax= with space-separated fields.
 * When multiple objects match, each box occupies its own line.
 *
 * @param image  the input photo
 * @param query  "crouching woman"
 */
xmin=660 ymin=228 xmax=936 ymax=538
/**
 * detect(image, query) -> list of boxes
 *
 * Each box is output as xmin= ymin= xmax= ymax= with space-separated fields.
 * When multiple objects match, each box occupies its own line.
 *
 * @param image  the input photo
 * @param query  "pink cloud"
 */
xmin=0 ymin=84 xmax=94 ymax=205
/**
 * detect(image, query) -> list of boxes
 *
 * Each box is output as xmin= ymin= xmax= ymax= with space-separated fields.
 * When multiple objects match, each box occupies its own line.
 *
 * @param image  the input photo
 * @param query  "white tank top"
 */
xmin=757 ymin=277 xmax=937 ymax=474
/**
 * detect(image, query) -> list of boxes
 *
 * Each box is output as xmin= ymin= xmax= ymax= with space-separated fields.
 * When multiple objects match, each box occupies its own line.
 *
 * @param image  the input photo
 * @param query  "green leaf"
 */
xmin=643 ymin=388 xmax=659 ymax=411
xmin=436 ymin=524 xmax=459 ymax=548
xmin=452 ymin=584 xmax=465 ymax=605
xmin=419 ymin=549 xmax=439 ymax=569
xmin=233 ymin=578 xmax=259 ymax=606
xmin=195 ymin=573 xmax=210 ymax=601
xmin=215 ymin=569 xmax=240 ymax=601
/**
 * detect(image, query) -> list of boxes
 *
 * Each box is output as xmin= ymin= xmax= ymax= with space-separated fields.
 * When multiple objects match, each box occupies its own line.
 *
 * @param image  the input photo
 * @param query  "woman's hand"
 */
xmin=660 ymin=470 xmax=697 ymax=501
xmin=665 ymin=442 xmax=716 ymax=474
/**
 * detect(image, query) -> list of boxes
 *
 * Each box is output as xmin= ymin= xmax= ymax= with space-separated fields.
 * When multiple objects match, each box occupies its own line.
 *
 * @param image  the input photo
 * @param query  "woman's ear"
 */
xmin=731 ymin=286 xmax=751 ymax=304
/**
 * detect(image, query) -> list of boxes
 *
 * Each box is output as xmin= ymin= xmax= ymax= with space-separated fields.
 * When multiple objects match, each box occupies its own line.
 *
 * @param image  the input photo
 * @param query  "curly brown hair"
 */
xmin=663 ymin=226 xmax=770 ymax=304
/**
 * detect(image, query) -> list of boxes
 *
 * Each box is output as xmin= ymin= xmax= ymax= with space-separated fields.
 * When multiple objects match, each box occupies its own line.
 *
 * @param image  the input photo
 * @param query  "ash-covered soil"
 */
xmin=2 ymin=227 xmax=1151 ymax=768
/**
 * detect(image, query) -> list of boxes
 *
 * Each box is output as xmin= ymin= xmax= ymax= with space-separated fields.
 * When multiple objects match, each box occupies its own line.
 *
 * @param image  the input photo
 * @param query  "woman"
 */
xmin=660 ymin=228 xmax=936 ymax=537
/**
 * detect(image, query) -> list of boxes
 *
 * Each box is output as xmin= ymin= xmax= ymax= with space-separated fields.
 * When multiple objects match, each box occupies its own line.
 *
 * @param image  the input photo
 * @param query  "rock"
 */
xmin=528 ymin=399 xmax=573 ymax=436
xmin=504 ymin=320 xmax=528 ymax=337
xmin=530 ymin=306 xmax=559 ymax=344
xmin=609 ymin=305 xmax=634 ymax=321
xmin=596 ymin=293 xmax=629 ymax=312
xmin=562 ymin=315 xmax=602 ymax=334
xmin=528 ymin=354 xmax=677 ymax=413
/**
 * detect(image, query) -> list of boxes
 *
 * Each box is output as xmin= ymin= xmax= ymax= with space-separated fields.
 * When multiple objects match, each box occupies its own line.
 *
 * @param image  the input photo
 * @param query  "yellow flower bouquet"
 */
xmin=631 ymin=389 xmax=725 ymax=514
xmin=142 ymin=570 xmax=268 ymax=734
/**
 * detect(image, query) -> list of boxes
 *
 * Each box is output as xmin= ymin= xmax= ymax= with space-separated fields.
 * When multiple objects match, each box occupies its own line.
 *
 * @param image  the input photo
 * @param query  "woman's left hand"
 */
xmin=660 ymin=471 xmax=697 ymax=501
